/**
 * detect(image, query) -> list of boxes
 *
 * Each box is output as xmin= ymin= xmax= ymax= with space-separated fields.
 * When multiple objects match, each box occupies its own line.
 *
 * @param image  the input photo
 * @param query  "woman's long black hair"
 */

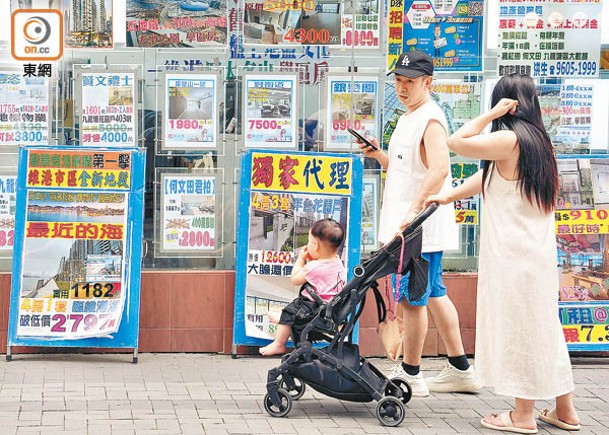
xmin=482 ymin=74 xmax=558 ymax=213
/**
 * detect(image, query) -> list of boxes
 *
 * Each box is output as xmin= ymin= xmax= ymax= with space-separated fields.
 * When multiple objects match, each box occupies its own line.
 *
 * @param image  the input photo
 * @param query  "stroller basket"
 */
xmin=263 ymin=203 xmax=439 ymax=427
xmin=289 ymin=342 xmax=385 ymax=402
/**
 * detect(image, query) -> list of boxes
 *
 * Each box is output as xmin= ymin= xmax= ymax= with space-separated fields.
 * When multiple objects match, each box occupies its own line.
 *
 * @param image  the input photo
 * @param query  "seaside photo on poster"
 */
xmin=27 ymin=198 xmax=126 ymax=224
xmin=20 ymin=238 xmax=124 ymax=298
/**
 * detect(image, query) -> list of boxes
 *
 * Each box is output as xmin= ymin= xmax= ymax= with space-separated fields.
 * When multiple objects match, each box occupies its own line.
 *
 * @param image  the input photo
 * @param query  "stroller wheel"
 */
xmin=375 ymin=396 xmax=405 ymax=427
xmin=387 ymin=378 xmax=412 ymax=404
xmin=264 ymin=388 xmax=292 ymax=418
xmin=280 ymin=377 xmax=306 ymax=400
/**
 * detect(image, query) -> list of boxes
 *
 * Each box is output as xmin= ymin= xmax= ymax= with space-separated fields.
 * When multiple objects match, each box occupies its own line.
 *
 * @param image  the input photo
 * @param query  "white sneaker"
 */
xmin=387 ymin=364 xmax=429 ymax=397
xmin=425 ymin=364 xmax=481 ymax=393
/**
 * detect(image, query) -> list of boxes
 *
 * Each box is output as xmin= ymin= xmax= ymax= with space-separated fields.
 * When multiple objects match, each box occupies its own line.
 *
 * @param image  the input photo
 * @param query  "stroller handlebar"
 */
xmin=407 ymin=201 xmax=438 ymax=233
xmin=390 ymin=201 xmax=439 ymax=242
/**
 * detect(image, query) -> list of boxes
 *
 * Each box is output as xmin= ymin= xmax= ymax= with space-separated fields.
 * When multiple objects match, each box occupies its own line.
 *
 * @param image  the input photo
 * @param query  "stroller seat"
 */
xmin=263 ymin=203 xmax=438 ymax=427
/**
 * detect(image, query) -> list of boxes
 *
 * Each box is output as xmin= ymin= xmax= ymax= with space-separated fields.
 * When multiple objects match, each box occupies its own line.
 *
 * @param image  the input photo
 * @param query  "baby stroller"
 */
xmin=263 ymin=203 xmax=438 ymax=427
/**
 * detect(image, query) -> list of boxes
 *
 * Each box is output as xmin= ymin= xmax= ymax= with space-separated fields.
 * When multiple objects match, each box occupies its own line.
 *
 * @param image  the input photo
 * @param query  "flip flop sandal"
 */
xmin=481 ymin=412 xmax=538 ymax=434
xmin=539 ymin=408 xmax=581 ymax=431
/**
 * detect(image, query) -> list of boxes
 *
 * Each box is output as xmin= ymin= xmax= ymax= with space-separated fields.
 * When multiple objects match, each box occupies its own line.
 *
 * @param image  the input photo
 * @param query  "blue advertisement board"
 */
xmin=233 ymin=150 xmax=363 ymax=348
xmin=6 ymin=146 xmax=146 ymax=359
xmin=556 ymin=155 xmax=609 ymax=351
xmin=388 ymin=0 xmax=484 ymax=72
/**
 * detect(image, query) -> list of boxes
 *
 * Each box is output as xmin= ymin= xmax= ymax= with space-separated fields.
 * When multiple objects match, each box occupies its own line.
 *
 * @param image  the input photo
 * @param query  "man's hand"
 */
xmin=357 ymin=136 xmax=381 ymax=158
xmin=356 ymin=135 xmax=388 ymax=169
xmin=398 ymin=209 xmax=419 ymax=233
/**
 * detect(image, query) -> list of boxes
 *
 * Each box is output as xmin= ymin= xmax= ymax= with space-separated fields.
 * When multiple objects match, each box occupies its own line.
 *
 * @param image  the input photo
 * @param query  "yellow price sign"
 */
xmin=555 ymin=209 xmax=609 ymax=234
xmin=563 ymin=324 xmax=609 ymax=344
xmin=455 ymin=210 xmax=477 ymax=225
xmin=69 ymin=282 xmax=121 ymax=299
xmin=555 ymin=209 xmax=609 ymax=224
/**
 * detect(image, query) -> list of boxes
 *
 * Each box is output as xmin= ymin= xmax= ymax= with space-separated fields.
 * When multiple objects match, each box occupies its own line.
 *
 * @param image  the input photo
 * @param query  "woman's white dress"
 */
xmin=474 ymin=166 xmax=575 ymax=400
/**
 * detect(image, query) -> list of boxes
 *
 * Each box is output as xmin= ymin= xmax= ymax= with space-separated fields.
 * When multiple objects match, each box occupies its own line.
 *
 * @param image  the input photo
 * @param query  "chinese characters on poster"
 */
xmin=244 ymin=75 xmax=297 ymax=149
xmin=556 ymin=157 xmax=609 ymax=350
xmin=451 ymin=161 xmax=479 ymax=225
xmin=163 ymin=73 xmax=218 ymax=150
xmin=160 ymin=174 xmax=217 ymax=255
xmin=235 ymin=151 xmax=362 ymax=342
xmin=326 ymin=77 xmax=378 ymax=151
xmin=0 ymin=175 xmax=17 ymax=252
xmin=0 ymin=72 xmax=49 ymax=146
xmin=498 ymin=0 xmax=601 ymax=77
xmin=538 ymin=83 xmax=593 ymax=154
xmin=15 ymin=149 xmax=132 ymax=339
xmin=126 ymin=0 xmax=228 ymax=47
xmin=79 ymin=72 xmax=137 ymax=147
xmin=388 ymin=0 xmax=484 ymax=72
xmin=243 ymin=0 xmax=380 ymax=48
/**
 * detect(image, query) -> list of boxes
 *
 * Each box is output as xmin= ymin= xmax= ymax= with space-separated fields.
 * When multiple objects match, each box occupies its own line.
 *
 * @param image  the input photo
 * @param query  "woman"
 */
xmin=425 ymin=74 xmax=580 ymax=433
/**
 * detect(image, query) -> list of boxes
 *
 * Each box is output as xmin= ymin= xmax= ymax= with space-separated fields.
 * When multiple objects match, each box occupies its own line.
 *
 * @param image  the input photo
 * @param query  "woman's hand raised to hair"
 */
xmin=489 ymin=98 xmax=518 ymax=119
xmin=424 ymin=194 xmax=450 ymax=207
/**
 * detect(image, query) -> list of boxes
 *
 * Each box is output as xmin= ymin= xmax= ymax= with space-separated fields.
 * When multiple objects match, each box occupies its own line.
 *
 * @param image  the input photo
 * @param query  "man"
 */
xmin=358 ymin=50 xmax=479 ymax=396
xmin=433 ymin=24 xmax=446 ymax=58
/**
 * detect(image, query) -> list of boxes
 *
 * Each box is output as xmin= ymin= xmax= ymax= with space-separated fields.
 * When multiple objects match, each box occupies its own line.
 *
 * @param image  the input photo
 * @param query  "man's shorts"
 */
xmin=392 ymin=251 xmax=446 ymax=306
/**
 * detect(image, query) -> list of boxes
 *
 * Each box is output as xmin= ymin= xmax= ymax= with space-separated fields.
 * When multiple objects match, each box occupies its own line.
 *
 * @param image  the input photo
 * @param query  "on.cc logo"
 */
xmin=11 ymin=9 xmax=63 ymax=61
xmin=23 ymin=16 xmax=52 ymax=45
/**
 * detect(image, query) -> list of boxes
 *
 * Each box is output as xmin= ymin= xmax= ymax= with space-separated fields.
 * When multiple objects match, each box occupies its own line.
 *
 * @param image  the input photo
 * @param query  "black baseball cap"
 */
xmin=387 ymin=50 xmax=434 ymax=78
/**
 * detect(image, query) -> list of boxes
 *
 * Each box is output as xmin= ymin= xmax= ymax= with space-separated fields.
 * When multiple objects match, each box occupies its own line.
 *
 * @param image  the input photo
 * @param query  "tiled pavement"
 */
xmin=0 ymin=353 xmax=606 ymax=434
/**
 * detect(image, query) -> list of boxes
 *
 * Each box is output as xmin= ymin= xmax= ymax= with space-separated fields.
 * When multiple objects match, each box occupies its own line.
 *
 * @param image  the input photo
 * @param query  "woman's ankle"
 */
xmin=555 ymin=407 xmax=580 ymax=424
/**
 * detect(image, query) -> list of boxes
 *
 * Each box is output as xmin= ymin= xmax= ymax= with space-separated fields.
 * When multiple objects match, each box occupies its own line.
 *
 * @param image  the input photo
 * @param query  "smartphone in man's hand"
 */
xmin=347 ymin=128 xmax=379 ymax=151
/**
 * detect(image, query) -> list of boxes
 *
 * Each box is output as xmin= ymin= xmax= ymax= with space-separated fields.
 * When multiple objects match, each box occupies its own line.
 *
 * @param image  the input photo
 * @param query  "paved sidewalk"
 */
xmin=0 ymin=353 xmax=606 ymax=434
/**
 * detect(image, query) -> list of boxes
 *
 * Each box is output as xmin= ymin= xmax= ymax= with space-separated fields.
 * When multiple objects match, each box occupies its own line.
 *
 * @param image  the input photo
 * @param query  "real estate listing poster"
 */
xmin=233 ymin=150 xmax=363 ymax=345
xmin=556 ymin=156 xmax=609 ymax=351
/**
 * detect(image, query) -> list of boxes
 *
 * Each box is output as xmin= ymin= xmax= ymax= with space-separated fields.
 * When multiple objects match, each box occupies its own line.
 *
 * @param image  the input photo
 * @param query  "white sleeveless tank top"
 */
xmin=378 ymin=100 xmax=459 ymax=252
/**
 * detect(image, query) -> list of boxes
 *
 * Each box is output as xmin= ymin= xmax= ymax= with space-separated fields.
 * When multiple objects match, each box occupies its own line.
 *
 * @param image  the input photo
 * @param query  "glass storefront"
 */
xmin=0 ymin=0 xmax=607 ymax=278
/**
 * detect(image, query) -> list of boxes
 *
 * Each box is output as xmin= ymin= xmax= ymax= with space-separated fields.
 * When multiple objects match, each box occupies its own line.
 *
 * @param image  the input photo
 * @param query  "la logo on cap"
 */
xmin=401 ymin=55 xmax=410 ymax=66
